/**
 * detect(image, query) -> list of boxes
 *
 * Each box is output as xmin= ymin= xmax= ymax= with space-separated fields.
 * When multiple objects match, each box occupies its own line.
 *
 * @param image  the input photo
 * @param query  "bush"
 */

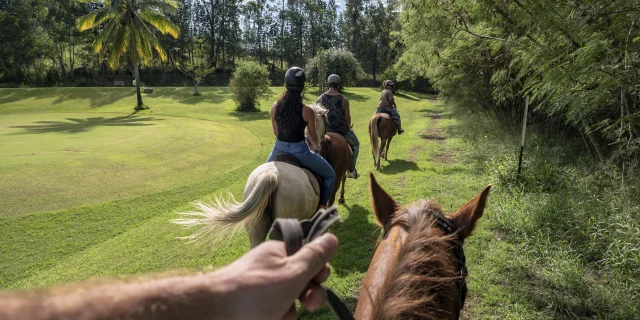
xmin=305 ymin=49 xmax=365 ymax=91
xmin=229 ymin=61 xmax=272 ymax=111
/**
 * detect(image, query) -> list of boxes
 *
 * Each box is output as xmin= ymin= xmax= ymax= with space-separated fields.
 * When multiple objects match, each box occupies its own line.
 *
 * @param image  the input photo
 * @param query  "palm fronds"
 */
xmin=77 ymin=0 xmax=180 ymax=69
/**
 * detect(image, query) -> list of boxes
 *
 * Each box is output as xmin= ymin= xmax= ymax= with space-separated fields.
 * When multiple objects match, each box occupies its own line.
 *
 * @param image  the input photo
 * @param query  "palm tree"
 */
xmin=77 ymin=0 xmax=180 ymax=110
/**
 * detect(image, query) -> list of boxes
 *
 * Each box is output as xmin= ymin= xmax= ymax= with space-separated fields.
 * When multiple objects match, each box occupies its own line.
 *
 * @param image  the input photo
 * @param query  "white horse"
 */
xmin=174 ymin=104 xmax=328 ymax=248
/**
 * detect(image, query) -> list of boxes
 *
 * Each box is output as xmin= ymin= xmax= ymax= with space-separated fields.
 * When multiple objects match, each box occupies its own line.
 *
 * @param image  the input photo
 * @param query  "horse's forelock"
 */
xmin=373 ymin=200 xmax=460 ymax=320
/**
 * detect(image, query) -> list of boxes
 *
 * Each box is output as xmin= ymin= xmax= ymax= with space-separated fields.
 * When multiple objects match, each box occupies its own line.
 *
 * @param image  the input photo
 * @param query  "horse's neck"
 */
xmin=355 ymin=225 xmax=408 ymax=320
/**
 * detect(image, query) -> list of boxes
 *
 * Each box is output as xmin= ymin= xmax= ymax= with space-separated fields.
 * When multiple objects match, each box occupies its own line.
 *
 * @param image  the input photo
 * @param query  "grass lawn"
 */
xmin=0 ymin=87 xmax=637 ymax=318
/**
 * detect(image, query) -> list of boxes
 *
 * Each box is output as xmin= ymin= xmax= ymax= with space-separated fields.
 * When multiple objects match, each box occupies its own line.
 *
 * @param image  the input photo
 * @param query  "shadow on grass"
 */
xmin=379 ymin=159 xmax=421 ymax=174
xmin=227 ymin=110 xmax=270 ymax=122
xmin=9 ymin=113 xmax=162 ymax=134
xmin=396 ymin=92 xmax=420 ymax=101
xmin=343 ymin=91 xmax=371 ymax=102
xmin=150 ymin=87 xmax=229 ymax=105
xmin=416 ymin=107 xmax=446 ymax=114
xmin=0 ymin=88 xmax=133 ymax=108
xmin=331 ymin=204 xmax=379 ymax=277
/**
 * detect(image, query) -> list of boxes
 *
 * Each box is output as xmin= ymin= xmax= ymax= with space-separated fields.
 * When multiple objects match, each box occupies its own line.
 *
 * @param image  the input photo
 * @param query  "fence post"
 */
xmin=517 ymin=96 xmax=529 ymax=176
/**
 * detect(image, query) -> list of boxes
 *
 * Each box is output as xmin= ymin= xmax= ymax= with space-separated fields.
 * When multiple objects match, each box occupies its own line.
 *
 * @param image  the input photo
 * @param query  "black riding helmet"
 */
xmin=285 ymin=67 xmax=306 ymax=92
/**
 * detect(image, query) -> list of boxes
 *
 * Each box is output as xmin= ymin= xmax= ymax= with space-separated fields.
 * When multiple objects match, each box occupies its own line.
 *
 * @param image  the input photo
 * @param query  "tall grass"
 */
xmin=458 ymin=104 xmax=640 ymax=316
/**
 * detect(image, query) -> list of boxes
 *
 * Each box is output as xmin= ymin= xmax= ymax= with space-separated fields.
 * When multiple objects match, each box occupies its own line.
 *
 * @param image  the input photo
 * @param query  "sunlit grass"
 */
xmin=0 ymin=87 xmax=637 ymax=318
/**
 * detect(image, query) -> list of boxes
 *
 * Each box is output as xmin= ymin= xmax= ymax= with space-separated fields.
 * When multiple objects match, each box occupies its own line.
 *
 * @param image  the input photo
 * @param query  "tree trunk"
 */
xmin=578 ymin=128 xmax=595 ymax=160
xmin=194 ymin=80 xmax=199 ymax=95
xmin=131 ymin=24 xmax=144 ymax=110
xmin=134 ymin=63 xmax=144 ymax=109
xmin=581 ymin=118 xmax=605 ymax=162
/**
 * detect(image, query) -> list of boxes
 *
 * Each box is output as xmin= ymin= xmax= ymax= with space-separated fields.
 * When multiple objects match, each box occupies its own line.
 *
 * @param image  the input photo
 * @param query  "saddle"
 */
xmin=274 ymin=154 xmax=322 ymax=196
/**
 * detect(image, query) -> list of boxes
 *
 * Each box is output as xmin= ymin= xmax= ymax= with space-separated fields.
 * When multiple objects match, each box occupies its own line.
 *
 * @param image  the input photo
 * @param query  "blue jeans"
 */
xmin=343 ymin=129 xmax=360 ymax=171
xmin=375 ymin=107 xmax=402 ymax=130
xmin=267 ymin=140 xmax=336 ymax=206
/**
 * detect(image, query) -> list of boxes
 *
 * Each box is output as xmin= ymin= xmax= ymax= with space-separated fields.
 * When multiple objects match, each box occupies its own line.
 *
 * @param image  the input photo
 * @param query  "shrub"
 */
xmin=229 ymin=60 xmax=271 ymax=112
xmin=305 ymin=49 xmax=365 ymax=91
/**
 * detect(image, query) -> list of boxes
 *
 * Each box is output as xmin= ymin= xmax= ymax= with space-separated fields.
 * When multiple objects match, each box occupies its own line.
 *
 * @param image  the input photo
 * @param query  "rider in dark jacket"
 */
xmin=316 ymin=74 xmax=360 ymax=179
xmin=375 ymin=80 xmax=404 ymax=134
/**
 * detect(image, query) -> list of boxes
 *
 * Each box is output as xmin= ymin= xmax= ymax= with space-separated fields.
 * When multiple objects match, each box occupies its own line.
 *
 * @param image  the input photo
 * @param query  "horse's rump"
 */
xmin=174 ymin=162 xmax=319 ymax=247
xmin=272 ymin=154 xmax=321 ymax=196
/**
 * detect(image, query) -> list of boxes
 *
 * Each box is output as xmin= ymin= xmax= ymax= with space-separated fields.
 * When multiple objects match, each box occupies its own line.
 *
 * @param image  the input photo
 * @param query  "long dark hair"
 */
xmin=274 ymin=90 xmax=304 ymax=137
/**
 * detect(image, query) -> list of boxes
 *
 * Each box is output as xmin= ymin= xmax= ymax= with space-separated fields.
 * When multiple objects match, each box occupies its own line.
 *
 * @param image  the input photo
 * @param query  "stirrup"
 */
xmin=346 ymin=169 xmax=359 ymax=179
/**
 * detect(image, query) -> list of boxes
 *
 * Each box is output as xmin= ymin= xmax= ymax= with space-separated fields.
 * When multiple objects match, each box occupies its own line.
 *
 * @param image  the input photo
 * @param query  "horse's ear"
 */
xmin=369 ymin=172 xmax=398 ymax=227
xmin=447 ymin=185 xmax=491 ymax=241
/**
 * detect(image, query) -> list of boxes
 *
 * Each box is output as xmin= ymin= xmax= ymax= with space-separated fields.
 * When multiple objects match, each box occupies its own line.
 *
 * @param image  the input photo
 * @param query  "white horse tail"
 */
xmin=174 ymin=169 xmax=278 ymax=241
xmin=370 ymin=115 xmax=381 ymax=166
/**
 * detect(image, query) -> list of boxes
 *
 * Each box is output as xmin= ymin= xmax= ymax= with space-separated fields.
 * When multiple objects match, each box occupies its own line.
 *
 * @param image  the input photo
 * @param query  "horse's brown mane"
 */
xmin=374 ymin=200 xmax=460 ymax=320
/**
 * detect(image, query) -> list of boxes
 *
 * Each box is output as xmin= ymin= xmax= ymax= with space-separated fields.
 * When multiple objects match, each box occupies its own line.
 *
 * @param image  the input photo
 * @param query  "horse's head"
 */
xmin=355 ymin=173 xmax=491 ymax=320
xmin=305 ymin=103 xmax=328 ymax=144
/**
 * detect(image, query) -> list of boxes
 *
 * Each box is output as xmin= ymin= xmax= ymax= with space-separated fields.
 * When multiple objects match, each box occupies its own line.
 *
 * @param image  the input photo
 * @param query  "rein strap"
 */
xmin=268 ymin=206 xmax=354 ymax=320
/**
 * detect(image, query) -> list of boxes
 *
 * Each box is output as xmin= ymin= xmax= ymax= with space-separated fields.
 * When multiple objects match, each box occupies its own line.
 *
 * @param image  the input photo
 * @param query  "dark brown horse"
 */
xmin=369 ymin=113 xmax=396 ymax=170
xmin=355 ymin=173 xmax=491 ymax=320
xmin=320 ymin=131 xmax=352 ymax=205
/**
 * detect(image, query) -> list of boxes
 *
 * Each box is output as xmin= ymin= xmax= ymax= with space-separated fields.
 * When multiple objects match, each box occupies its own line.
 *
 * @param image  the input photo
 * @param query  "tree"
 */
xmin=176 ymin=39 xmax=215 ymax=96
xmin=396 ymin=0 xmax=640 ymax=161
xmin=76 ymin=0 xmax=180 ymax=110
xmin=229 ymin=60 xmax=271 ymax=111
xmin=305 ymin=48 xmax=365 ymax=90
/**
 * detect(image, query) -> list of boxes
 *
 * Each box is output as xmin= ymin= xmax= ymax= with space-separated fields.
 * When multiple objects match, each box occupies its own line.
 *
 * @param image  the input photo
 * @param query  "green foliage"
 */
xmin=229 ymin=60 xmax=271 ymax=111
xmin=76 ymin=0 xmax=180 ymax=69
xmin=397 ymin=0 xmax=640 ymax=161
xmin=76 ymin=0 xmax=180 ymax=108
xmin=380 ymin=65 xmax=410 ymax=93
xmin=305 ymin=48 xmax=365 ymax=90
xmin=176 ymin=39 xmax=215 ymax=96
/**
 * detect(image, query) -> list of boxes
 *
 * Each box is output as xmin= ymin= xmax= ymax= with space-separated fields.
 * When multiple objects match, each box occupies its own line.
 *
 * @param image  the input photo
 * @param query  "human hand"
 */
xmin=208 ymin=234 xmax=339 ymax=320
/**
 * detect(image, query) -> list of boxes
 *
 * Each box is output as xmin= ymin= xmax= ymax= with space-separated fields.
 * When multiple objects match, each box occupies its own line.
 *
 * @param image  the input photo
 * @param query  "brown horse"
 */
xmin=320 ymin=131 xmax=352 ymax=205
xmin=355 ymin=173 xmax=491 ymax=320
xmin=369 ymin=113 xmax=396 ymax=170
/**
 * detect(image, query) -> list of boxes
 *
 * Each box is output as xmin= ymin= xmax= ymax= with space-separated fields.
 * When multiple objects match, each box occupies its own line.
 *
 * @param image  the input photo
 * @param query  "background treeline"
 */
xmin=396 ymin=0 xmax=640 ymax=163
xmin=0 ymin=0 xmax=433 ymax=91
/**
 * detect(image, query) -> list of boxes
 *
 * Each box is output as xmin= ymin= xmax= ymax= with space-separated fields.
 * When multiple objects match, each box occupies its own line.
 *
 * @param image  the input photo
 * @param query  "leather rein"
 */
xmin=268 ymin=206 xmax=355 ymax=320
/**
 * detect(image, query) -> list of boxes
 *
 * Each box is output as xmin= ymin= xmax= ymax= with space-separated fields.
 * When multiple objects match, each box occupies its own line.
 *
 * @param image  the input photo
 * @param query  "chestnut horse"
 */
xmin=369 ymin=113 xmax=397 ymax=170
xmin=355 ymin=173 xmax=491 ymax=319
xmin=319 ymin=131 xmax=352 ymax=205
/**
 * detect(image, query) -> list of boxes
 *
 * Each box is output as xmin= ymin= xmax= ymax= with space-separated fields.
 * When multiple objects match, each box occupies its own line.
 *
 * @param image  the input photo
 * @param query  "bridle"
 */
xmin=431 ymin=211 xmax=468 ymax=318
xmin=384 ymin=210 xmax=468 ymax=319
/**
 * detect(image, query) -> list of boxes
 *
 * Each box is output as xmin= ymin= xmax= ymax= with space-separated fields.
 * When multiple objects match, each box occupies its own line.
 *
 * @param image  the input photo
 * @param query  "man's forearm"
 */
xmin=0 ymin=273 xmax=229 ymax=320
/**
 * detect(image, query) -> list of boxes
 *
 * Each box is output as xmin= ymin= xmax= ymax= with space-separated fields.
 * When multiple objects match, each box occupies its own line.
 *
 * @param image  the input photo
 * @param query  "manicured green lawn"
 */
xmin=0 ymin=87 xmax=636 ymax=319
